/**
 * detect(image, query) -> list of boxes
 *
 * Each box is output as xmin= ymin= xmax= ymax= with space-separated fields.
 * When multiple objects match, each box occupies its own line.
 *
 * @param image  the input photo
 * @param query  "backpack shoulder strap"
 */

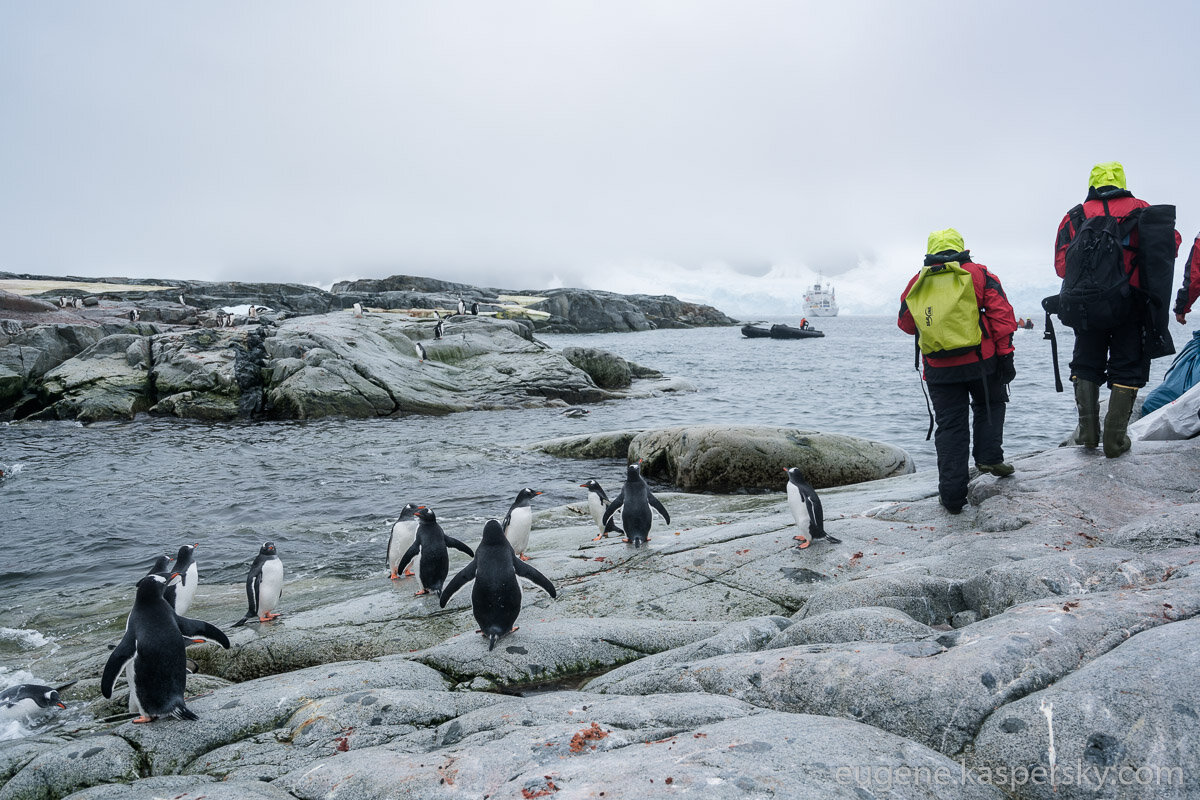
xmin=1067 ymin=203 xmax=1087 ymax=236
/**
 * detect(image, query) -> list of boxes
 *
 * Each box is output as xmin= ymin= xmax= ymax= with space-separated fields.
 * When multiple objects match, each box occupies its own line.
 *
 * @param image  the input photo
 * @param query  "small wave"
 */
xmin=0 ymin=627 xmax=53 ymax=649
xmin=0 ymin=720 xmax=32 ymax=742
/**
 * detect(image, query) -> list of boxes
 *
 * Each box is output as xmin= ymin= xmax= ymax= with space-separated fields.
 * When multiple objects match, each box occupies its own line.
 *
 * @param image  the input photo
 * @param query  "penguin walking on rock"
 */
xmin=232 ymin=542 xmax=284 ymax=626
xmin=440 ymin=519 xmax=557 ymax=650
xmin=603 ymin=461 xmax=670 ymax=548
xmin=387 ymin=503 xmax=422 ymax=580
xmin=580 ymin=480 xmax=623 ymax=540
xmin=414 ymin=342 xmax=428 ymax=363
xmin=102 ymin=573 xmax=230 ymax=722
xmin=457 ymin=297 xmax=466 ymax=316
xmin=353 ymin=302 xmax=363 ymax=318
xmin=785 ymin=467 xmax=841 ymax=548
xmin=0 ymin=680 xmax=77 ymax=721
xmin=502 ymin=488 xmax=543 ymax=560
xmin=396 ymin=507 xmax=474 ymax=597
xmin=127 ymin=308 xmax=140 ymax=322
xmin=433 ymin=318 xmax=444 ymax=340
xmin=470 ymin=301 xmax=479 ymax=315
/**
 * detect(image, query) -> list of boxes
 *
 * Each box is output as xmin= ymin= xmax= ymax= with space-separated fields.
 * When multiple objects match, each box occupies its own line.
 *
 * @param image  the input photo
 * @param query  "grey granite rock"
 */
xmin=561 ymin=346 xmax=632 ymax=389
xmin=769 ymin=606 xmax=935 ymax=647
xmin=973 ymin=616 xmax=1200 ymax=800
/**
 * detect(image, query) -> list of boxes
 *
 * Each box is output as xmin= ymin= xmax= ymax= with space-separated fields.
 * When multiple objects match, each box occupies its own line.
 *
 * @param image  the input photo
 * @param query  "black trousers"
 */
xmin=927 ymin=373 xmax=1008 ymax=509
xmin=1069 ymin=317 xmax=1150 ymax=388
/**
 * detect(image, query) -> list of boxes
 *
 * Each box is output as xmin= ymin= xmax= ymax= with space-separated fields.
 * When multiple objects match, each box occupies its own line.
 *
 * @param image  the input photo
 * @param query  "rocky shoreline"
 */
xmin=3 ymin=435 xmax=1198 ymax=799
xmin=0 ymin=272 xmax=734 ymax=422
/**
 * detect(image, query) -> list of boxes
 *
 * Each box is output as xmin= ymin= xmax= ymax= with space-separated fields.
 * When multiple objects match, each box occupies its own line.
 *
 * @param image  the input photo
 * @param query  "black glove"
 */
xmin=997 ymin=352 xmax=1016 ymax=384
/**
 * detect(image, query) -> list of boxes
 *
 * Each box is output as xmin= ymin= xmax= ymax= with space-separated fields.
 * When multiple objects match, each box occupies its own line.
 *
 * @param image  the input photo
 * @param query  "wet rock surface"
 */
xmin=2 ymin=440 xmax=1197 ymax=799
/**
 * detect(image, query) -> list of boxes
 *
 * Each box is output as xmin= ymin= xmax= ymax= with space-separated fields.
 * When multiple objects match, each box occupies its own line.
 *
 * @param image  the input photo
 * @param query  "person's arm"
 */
xmin=1175 ymin=234 xmax=1200 ymax=324
xmin=897 ymin=275 xmax=918 ymax=335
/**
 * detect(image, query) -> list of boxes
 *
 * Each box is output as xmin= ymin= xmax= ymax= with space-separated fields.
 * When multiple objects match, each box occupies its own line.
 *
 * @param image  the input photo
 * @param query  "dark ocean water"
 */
xmin=0 ymin=315 xmax=1170 ymax=669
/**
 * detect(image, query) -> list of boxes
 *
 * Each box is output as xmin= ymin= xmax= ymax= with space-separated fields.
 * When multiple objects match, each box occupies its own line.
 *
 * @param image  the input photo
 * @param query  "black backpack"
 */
xmin=1057 ymin=199 xmax=1141 ymax=331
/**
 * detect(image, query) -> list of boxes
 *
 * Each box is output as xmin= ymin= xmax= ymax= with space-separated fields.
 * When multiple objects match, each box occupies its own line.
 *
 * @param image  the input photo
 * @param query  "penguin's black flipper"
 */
xmin=647 ymin=492 xmax=671 ymax=525
xmin=821 ymin=534 xmax=842 ymax=545
xmin=55 ymin=680 xmax=79 ymax=694
xmin=604 ymin=517 xmax=624 ymax=535
xmin=385 ymin=530 xmax=395 ymax=566
xmin=101 ymin=633 xmax=136 ymax=699
xmin=513 ymin=556 xmax=557 ymax=599
xmin=395 ymin=541 xmax=421 ymax=576
xmin=230 ymin=614 xmax=255 ymax=628
xmin=439 ymin=561 xmax=477 ymax=607
xmin=176 ymin=616 xmax=231 ymax=649
xmin=602 ymin=490 xmax=625 ymax=527
xmin=444 ymin=536 xmax=475 ymax=558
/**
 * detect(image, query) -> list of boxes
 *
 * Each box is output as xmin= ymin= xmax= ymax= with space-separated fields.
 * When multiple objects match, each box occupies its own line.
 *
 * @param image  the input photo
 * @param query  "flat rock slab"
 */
xmin=272 ymin=692 xmax=1005 ymax=800
xmin=412 ymin=618 xmax=724 ymax=686
xmin=973 ymin=616 xmax=1200 ymax=800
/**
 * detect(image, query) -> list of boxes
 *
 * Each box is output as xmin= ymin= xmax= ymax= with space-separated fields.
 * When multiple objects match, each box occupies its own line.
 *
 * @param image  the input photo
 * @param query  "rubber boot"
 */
xmin=1062 ymin=378 xmax=1099 ymax=448
xmin=1102 ymin=384 xmax=1138 ymax=458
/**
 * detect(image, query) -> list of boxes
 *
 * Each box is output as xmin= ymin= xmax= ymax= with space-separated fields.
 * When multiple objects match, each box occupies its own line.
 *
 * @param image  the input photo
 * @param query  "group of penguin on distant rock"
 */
xmin=57 ymin=296 xmax=84 ymax=309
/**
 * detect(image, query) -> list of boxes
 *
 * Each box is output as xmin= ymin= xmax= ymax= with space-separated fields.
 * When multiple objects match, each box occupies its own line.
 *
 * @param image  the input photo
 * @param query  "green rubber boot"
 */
xmin=1062 ymin=378 xmax=1100 ymax=448
xmin=1102 ymin=384 xmax=1138 ymax=458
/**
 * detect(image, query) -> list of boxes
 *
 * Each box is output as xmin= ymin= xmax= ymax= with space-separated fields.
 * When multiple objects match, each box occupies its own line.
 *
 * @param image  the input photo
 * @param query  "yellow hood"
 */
xmin=1089 ymin=161 xmax=1127 ymax=190
xmin=926 ymin=228 xmax=965 ymax=256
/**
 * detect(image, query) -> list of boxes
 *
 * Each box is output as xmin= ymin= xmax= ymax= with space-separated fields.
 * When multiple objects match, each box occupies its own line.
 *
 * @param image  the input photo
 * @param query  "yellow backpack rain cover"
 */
xmin=905 ymin=262 xmax=983 ymax=357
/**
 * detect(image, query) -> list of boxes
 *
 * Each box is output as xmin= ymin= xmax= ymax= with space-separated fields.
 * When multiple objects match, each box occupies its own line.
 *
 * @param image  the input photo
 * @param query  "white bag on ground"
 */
xmin=1129 ymin=381 xmax=1200 ymax=441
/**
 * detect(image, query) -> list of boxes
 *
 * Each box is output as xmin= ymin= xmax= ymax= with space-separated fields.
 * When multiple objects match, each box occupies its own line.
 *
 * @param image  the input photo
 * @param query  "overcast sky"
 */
xmin=3 ymin=1 xmax=1198 ymax=315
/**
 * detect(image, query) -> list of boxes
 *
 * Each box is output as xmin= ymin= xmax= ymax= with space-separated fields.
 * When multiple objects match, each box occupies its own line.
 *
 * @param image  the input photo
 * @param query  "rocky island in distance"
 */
xmin=0 ymin=272 xmax=736 ymax=423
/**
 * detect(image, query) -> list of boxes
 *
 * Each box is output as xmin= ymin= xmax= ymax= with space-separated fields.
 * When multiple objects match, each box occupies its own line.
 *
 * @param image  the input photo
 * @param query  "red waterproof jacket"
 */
xmin=1176 ymin=233 xmax=1200 ymax=315
xmin=898 ymin=259 xmax=1017 ymax=375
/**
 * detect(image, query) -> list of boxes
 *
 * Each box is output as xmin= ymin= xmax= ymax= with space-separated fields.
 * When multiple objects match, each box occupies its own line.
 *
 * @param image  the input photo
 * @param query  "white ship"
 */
xmin=802 ymin=281 xmax=839 ymax=317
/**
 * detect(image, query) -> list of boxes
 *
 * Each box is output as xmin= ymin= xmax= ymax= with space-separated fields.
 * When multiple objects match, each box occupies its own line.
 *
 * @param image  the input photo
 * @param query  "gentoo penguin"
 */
xmin=785 ymin=467 xmax=841 ymax=548
xmin=395 ymin=507 xmax=474 ymax=596
xmin=433 ymin=318 xmax=445 ymax=340
xmin=58 ymin=296 xmax=67 ymax=308
xmin=414 ymin=342 xmax=428 ymax=363
xmin=580 ymin=480 xmax=623 ymax=540
xmin=603 ymin=461 xmax=670 ymax=548
xmin=502 ymin=487 xmax=543 ymax=560
xmin=72 ymin=297 xmax=83 ymax=308
xmin=387 ymin=503 xmax=422 ymax=580
xmin=0 ymin=680 xmax=77 ymax=720
xmin=353 ymin=302 xmax=363 ymax=318
xmin=440 ymin=519 xmax=557 ymax=650
xmin=127 ymin=308 xmax=140 ymax=322
xmin=232 ymin=542 xmax=284 ymax=626
xmin=248 ymin=305 xmax=258 ymax=320
xmin=457 ymin=297 xmax=466 ymax=316
xmin=102 ymin=573 xmax=229 ymax=722
xmin=470 ymin=301 xmax=479 ymax=315
xmin=562 ymin=407 xmax=589 ymax=418
xmin=169 ymin=543 xmax=199 ymax=616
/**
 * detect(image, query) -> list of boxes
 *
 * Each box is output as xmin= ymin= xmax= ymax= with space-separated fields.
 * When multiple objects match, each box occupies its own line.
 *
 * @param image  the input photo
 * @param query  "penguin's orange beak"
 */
xmin=579 ymin=483 xmax=588 ymax=488
xmin=535 ymin=491 xmax=544 ymax=496
xmin=55 ymin=701 xmax=66 ymax=709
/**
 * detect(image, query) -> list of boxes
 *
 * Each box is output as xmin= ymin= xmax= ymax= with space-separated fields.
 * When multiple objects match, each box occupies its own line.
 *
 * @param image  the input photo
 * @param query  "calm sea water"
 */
xmin=0 ymin=315 xmax=1170 ymax=664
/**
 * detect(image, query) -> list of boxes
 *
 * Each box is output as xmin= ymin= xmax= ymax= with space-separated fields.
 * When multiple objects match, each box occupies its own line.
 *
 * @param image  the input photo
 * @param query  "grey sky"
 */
xmin=2 ymin=1 xmax=1198 ymax=314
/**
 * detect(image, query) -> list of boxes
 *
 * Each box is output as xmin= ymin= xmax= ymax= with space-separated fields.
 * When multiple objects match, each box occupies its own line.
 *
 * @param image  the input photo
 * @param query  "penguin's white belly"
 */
xmin=787 ymin=483 xmax=814 ymax=540
xmin=125 ymin=661 xmax=142 ymax=714
xmin=258 ymin=560 xmax=284 ymax=615
xmin=174 ymin=564 xmax=198 ymax=616
xmin=587 ymin=494 xmax=605 ymax=533
xmin=389 ymin=520 xmax=419 ymax=574
xmin=505 ymin=507 xmax=533 ymax=554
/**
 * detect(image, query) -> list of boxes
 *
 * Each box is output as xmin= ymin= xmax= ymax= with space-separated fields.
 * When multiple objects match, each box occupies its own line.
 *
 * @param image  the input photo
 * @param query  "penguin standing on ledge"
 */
xmin=502 ymin=488 xmax=543 ymax=560
xmin=785 ymin=467 xmax=841 ymax=548
xmin=232 ymin=542 xmax=284 ymax=626
xmin=387 ymin=503 xmax=422 ymax=580
xmin=102 ymin=573 xmax=229 ymax=722
xmin=581 ymin=480 xmax=623 ymax=540
xmin=396 ymin=507 xmax=475 ymax=597
xmin=440 ymin=519 xmax=557 ymax=650
xmin=603 ymin=461 xmax=670 ymax=548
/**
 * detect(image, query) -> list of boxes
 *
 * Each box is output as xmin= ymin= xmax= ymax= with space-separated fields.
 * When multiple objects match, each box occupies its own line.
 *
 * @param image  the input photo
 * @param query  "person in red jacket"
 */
xmin=898 ymin=228 xmax=1018 ymax=514
xmin=1053 ymin=162 xmax=1180 ymax=457
xmin=1176 ymin=232 xmax=1200 ymax=324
